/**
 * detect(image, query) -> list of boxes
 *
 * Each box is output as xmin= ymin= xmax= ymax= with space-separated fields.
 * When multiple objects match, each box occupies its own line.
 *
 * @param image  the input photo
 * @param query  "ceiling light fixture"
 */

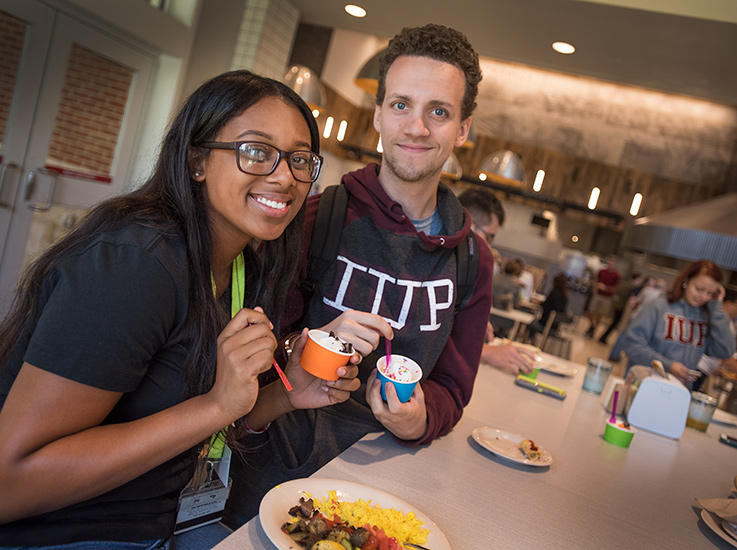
xmin=533 ymin=170 xmax=545 ymax=192
xmin=344 ymin=4 xmax=366 ymax=18
xmin=552 ymin=41 xmax=575 ymax=55
xmin=282 ymin=65 xmax=327 ymax=110
xmin=478 ymin=150 xmax=526 ymax=186
xmin=337 ymin=120 xmax=348 ymax=142
xmin=630 ymin=193 xmax=643 ymax=216
xmin=588 ymin=187 xmax=600 ymax=210
xmin=354 ymin=49 xmax=383 ymax=95
xmin=323 ymin=116 xmax=334 ymax=139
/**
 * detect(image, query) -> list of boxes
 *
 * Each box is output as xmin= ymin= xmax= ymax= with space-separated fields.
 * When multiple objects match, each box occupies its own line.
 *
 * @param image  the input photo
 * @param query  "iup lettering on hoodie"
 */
xmin=663 ymin=313 xmax=708 ymax=347
xmin=322 ymin=255 xmax=454 ymax=331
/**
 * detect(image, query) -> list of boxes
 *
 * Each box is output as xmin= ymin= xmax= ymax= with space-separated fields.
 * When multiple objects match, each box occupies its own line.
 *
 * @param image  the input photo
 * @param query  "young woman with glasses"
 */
xmin=0 ymin=71 xmax=360 ymax=548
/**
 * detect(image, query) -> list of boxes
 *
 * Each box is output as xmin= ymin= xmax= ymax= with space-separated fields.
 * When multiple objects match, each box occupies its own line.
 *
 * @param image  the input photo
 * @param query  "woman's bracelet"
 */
xmin=240 ymin=416 xmax=271 ymax=435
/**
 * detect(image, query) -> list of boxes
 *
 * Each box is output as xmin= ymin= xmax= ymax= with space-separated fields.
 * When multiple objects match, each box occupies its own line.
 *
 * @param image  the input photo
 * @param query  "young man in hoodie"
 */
xmin=224 ymin=24 xmax=492 ymax=526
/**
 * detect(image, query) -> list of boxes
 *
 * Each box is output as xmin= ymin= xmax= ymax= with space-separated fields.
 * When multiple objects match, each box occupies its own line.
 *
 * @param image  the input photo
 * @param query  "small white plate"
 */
xmin=537 ymin=359 xmax=577 ymax=377
xmin=701 ymin=509 xmax=737 ymax=548
xmin=712 ymin=409 xmax=737 ymax=427
xmin=259 ymin=478 xmax=449 ymax=550
xmin=471 ymin=426 xmax=553 ymax=467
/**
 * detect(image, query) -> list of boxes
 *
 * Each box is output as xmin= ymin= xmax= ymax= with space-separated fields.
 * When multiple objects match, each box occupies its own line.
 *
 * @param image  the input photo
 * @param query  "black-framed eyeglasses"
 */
xmin=197 ymin=141 xmax=323 ymax=183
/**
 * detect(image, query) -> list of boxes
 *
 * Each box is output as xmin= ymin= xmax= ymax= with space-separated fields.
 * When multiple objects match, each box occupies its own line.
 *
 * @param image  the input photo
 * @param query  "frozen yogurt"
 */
xmin=314 ymin=331 xmax=353 ymax=354
xmin=381 ymin=357 xmax=418 ymax=382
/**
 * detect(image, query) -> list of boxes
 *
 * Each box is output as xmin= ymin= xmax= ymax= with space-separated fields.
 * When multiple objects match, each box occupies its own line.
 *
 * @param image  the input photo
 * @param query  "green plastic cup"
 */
xmin=603 ymin=420 xmax=636 ymax=448
xmin=524 ymin=367 xmax=541 ymax=379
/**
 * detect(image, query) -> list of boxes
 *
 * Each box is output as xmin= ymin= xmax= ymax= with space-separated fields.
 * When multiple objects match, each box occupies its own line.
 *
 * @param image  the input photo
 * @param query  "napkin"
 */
xmin=695 ymin=498 xmax=737 ymax=524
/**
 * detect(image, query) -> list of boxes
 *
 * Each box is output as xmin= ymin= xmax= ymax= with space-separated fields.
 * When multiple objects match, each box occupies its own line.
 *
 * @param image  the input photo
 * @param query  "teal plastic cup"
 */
xmin=377 ymin=355 xmax=422 ymax=403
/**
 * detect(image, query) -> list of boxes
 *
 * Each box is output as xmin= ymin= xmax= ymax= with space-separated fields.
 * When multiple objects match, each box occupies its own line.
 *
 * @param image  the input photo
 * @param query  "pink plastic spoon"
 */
xmin=610 ymin=390 xmax=619 ymax=423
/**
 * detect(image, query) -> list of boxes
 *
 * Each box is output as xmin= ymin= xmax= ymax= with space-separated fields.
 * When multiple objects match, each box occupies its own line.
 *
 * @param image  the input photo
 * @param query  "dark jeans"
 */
xmin=598 ymin=307 xmax=624 ymax=343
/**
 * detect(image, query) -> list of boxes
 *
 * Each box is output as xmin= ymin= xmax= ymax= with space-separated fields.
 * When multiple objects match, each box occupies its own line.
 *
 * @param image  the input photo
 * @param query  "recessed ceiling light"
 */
xmin=552 ymin=41 xmax=575 ymax=55
xmin=345 ymin=4 xmax=366 ymax=18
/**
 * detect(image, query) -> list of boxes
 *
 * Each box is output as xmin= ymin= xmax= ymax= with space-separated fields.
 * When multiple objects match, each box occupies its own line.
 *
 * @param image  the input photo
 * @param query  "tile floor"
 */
xmin=553 ymin=317 xmax=628 ymax=378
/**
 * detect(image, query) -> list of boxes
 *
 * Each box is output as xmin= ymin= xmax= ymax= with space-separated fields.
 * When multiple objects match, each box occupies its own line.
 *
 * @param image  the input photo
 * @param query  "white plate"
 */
xmin=701 ymin=509 xmax=737 ymax=548
xmin=259 ymin=478 xmax=450 ymax=550
xmin=713 ymin=409 xmax=737 ymax=427
xmin=471 ymin=426 xmax=553 ymax=467
xmin=536 ymin=359 xmax=578 ymax=377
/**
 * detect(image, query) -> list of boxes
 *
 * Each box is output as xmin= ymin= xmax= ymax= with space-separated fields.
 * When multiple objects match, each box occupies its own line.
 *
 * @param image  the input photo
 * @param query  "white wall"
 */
xmin=322 ymin=29 xmax=387 ymax=109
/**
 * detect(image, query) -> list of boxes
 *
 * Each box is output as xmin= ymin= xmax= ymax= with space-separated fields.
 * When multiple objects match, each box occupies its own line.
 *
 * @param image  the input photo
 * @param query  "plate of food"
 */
xmin=712 ymin=409 xmax=737 ymax=427
xmin=700 ymin=510 xmax=737 ymax=548
xmin=471 ymin=426 xmax=553 ymax=467
xmin=259 ymin=477 xmax=450 ymax=550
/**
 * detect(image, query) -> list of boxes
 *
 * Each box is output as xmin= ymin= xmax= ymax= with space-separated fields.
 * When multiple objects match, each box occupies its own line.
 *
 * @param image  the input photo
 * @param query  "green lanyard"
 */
xmin=207 ymin=251 xmax=245 ymax=460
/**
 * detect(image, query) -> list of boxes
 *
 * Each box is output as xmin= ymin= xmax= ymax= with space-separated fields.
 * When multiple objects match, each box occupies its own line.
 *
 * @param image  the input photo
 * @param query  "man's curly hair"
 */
xmin=376 ymin=24 xmax=482 ymax=120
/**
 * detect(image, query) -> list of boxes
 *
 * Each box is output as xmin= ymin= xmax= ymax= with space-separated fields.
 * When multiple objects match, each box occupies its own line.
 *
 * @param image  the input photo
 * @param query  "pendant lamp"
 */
xmin=283 ymin=64 xmax=326 ymax=110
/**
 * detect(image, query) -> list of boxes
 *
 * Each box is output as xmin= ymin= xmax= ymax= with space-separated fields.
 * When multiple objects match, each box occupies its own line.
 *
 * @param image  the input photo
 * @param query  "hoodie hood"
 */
xmin=341 ymin=163 xmax=471 ymax=250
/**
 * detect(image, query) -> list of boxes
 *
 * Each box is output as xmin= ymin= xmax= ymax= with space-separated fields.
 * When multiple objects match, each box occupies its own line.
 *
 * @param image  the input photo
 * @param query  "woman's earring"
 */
xmin=682 ymin=283 xmax=687 ymax=289
xmin=193 ymin=172 xmax=201 ymax=178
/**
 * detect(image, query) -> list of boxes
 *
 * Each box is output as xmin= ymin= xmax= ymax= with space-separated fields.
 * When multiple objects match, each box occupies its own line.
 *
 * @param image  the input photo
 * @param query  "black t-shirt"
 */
xmin=0 ymin=222 xmax=198 ymax=545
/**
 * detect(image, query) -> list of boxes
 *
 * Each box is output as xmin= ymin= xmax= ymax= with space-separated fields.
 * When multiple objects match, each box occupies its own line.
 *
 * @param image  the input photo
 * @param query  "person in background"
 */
xmin=224 ymin=24 xmax=493 ymax=526
xmin=527 ymin=273 xmax=569 ymax=346
xmin=693 ymin=288 xmax=737 ymax=390
xmin=459 ymin=188 xmax=535 ymax=375
xmin=598 ymin=271 xmax=644 ymax=344
xmin=516 ymin=257 xmax=535 ymax=301
xmin=630 ymin=277 xmax=666 ymax=318
xmin=584 ymin=254 xmax=620 ymax=338
xmin=620 ymin=259 xmax=735 ymax=385
xmin=0 ymin=71 xmax=361 ymax=547
xmin=493 ymin=260 xmax=522 ymax=310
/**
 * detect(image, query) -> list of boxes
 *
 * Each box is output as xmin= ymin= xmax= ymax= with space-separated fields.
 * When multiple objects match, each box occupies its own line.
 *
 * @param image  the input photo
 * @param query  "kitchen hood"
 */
xmin=621 ymin=193 xmax=737 ymax=271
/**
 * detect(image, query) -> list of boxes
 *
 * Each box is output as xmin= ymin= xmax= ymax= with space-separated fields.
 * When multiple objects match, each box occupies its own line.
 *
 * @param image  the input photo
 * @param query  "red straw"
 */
xmin=272 ymin=359 xmax=292 ymax=391
xmin=385 ymin=338 xmax=391 ymax=367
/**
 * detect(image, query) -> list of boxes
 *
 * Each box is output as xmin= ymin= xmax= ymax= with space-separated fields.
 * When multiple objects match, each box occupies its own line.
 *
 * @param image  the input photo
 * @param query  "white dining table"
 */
xmin=214 ymin=353 xmax=737 ymax=549
xmin=489 ymin=306 xmax=537 ymax=341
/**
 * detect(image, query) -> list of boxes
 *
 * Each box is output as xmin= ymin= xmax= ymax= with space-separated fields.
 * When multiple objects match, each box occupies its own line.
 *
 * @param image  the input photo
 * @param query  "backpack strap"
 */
xmin=455 ymin=231 xmax=480 ymax=314
xmin=301 ymin=184 xmax=349 ymax=300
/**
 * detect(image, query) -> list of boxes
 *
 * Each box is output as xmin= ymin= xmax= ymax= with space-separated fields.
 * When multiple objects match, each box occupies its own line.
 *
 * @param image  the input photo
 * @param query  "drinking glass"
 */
xmin=686 ymin=392 xmax=717 ymax=432
xmin=582 ymin=357 xmax=613 ymax=395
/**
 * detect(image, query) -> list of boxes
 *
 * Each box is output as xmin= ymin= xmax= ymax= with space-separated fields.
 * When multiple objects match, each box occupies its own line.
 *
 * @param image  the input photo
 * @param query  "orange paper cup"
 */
xmin=299 ymin=329 xmax=353 ymax=381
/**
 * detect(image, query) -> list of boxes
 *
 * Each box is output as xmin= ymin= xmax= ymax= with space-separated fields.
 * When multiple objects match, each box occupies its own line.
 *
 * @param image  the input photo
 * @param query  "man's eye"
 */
xmin=394 ymin=102 xmax=407 ymax=110
xmin=432 ymin=108 xmax=447 ymax=117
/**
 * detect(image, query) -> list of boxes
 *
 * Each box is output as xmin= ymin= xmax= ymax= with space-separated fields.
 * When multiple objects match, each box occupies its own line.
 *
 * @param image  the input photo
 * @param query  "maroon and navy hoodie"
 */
xmin=287 ymin=163 xmax=494 ymax=445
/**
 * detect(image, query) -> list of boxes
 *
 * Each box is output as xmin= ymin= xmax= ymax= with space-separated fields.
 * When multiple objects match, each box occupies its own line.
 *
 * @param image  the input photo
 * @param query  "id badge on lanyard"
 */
xmin=174 ymin=252 xmax=245 ymax=534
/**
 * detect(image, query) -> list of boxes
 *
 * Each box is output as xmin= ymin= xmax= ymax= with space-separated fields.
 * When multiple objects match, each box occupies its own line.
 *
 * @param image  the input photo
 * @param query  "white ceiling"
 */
xmin=290 ymin=0 xmax=737 ymax=106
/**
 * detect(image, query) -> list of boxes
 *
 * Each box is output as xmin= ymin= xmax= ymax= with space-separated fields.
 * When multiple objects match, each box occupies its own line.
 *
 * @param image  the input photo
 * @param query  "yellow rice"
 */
xmin=310 ymin=490 xmax=429 ymax=545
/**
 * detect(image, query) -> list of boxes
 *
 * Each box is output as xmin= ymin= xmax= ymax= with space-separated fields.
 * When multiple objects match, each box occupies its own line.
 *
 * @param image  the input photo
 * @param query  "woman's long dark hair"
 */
xmin=0 ymin=70 xmax=320 ymax=398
